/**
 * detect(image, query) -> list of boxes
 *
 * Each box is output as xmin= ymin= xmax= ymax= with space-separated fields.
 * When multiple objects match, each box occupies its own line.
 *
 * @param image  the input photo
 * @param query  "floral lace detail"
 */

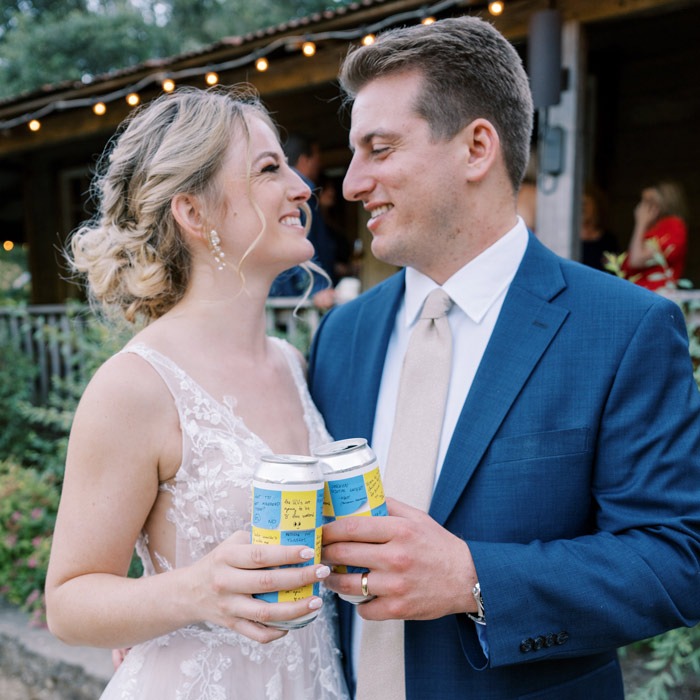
xmin=99 ymin=340 xmax=348 ymax=700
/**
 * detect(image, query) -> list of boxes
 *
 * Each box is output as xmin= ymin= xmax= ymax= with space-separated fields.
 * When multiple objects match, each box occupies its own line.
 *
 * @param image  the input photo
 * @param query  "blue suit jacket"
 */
xmin=308 ymin=234 xmax=700 ymax=699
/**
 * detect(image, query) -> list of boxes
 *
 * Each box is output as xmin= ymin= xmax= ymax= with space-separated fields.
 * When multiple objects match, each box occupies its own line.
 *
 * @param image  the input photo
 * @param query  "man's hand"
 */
xmin=322 ymin=498 xmax=477 ymax=621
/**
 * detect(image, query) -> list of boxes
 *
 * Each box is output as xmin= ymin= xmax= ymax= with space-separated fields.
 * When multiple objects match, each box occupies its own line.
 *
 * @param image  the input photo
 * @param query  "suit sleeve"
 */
xmin=465 ymin=297 xmax=700 ymax=668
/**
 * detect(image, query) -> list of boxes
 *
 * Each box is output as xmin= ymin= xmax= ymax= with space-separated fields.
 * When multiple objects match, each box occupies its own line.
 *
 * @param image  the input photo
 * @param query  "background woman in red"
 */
xmin=622 ymin=180 xmax=689 ymax=290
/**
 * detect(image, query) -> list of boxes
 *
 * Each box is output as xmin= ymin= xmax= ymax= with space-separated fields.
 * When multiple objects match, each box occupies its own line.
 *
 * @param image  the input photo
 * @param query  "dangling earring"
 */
xmin=208 ymin=229 xmax=226 ymax=270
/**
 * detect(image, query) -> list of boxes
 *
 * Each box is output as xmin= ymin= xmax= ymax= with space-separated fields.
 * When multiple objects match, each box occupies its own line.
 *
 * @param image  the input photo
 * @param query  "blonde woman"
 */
xmin=45 ymin=86 xmax=349 ymax=700
xmin=622 ymin=180 xmax=689 ymax=289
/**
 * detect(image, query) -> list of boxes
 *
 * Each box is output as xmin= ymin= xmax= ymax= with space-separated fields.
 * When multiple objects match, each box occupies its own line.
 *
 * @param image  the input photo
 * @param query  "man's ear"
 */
xmin=171 ymin=193 xmax=207 ymax=241
xmin=462 ymin=118 xmax=500 ymax=183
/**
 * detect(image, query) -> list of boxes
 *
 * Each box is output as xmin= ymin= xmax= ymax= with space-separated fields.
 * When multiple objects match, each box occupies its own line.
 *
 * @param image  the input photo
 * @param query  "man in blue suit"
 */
xmin=308 ymin=16 xmax=700 ymax=700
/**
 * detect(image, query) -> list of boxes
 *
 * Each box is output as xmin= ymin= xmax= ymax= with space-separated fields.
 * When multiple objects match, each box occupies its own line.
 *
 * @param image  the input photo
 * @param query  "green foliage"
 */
xmin=0 ymin=246 xmax=31 ymax=303
xmin=0 ymin=317 xmax=38 ymax=462
xmin=0 ymin=304 xmax=132 ymax=480
xmin=0 ymin=306 xmax=141 ymax=623
xmin=166 ymin=0 xmax=347 ymax=49
xmin=0 ymin=6 xmax=173 ymax=98
xmin=626 ymin=628 xmax=700 ymax=700
xmin=607 ymin=248 xmax=700 ymax=698
xmin=0 ymin=460 xmax=60 ymax=626
xmin=0 ymin=0 xmax=356 ymax=99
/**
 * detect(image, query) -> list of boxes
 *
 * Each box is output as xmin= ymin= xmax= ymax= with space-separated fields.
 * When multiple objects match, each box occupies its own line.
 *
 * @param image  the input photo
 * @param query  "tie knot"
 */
xmin=420 ymin=288 xmax=453 ymax=321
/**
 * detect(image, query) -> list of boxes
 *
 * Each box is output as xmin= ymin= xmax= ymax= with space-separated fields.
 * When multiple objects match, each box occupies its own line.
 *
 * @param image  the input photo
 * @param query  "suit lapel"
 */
xmin=430 ymin=236 xmax=570 ymax=525
xmin=346 ymin=272 xmax=406 ymax=440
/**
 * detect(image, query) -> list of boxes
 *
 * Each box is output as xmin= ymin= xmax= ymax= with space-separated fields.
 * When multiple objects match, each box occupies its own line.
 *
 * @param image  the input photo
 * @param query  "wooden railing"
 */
xmin=3 ymin=291 xmax=698 ymax=403
xmin=0 ymin=300 xmax=320 ymax=401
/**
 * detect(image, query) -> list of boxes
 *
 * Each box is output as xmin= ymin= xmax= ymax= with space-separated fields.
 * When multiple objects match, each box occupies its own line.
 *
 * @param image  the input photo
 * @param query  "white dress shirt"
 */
xmin=351 ymin=218 xmax=529 ymax=681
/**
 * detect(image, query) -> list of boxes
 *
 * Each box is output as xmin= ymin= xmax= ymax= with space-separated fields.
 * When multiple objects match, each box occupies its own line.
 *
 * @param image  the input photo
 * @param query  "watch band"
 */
xmin=468 ymin=582 xmax=486 ymax=625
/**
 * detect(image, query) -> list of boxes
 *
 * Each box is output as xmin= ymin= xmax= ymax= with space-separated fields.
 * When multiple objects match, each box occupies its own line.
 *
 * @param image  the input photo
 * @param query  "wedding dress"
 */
xmin=99 ymin=340 xmax=349 ymax=700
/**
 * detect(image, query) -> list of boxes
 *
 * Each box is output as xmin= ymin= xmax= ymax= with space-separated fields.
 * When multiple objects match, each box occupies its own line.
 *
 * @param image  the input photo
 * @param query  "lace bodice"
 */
xmin=99 ymin=339 xmax=349 ymax=700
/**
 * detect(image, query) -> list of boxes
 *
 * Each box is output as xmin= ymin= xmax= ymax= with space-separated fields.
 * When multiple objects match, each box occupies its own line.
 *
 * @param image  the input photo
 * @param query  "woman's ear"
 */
xmin=462 ymin=118 xmax=500 ymax=183
xmin=171 ymin=193 xmax=207 ymax=241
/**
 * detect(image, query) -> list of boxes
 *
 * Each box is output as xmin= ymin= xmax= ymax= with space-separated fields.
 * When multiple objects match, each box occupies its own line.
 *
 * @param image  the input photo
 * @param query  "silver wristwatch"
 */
xmin=468 ymin=582 xmax=486 ymax=625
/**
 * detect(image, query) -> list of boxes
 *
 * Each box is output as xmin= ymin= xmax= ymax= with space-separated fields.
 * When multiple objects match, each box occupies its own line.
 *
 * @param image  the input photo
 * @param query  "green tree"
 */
xmin=165 ymin=0 xmax=349 ymax=48
xmin=0 ymin=4 xmax=175 ymax=98
xmin=0 ymin=0 xmax=354 ymax=99
xmin=0 ymin=0 xmax=87 ymax=37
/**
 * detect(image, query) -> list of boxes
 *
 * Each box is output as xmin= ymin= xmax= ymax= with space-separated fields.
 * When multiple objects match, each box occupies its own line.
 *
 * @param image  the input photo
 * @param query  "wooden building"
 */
xmin=0 ymin=0 xmax=698 ymax=303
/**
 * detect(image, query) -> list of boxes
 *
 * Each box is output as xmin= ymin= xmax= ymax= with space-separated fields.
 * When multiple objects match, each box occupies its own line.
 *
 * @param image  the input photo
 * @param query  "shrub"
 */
xmin=0 ymin=323 xmax=37 ymax=462
xmin=606 ymin=251 xmax=700 ymax=699
xmin=0 ymin=460 xmax=59 ymax=626
xmin=0 ymin=246 xmax=31 ymax=303
xmin=1 ymin=308 xmax=142 ymax=625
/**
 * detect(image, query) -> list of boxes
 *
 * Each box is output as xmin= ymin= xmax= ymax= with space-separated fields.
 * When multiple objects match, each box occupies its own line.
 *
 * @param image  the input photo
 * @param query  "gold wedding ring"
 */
xmin=361 ymin=571 xmax=370 ymax=597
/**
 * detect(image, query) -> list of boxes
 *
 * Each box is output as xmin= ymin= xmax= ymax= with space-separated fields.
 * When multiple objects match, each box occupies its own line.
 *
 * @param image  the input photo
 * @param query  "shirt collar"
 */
xmin=403 ymin=217 xmax=529 ymax=327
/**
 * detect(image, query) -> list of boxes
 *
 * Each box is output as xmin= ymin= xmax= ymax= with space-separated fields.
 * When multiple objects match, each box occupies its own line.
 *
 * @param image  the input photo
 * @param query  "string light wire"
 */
xmin=0 ymin=0 xmax=498 ymax=132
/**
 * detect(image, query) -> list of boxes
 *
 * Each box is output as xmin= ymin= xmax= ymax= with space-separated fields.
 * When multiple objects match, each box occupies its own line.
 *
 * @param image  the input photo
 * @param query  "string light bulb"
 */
xmin=162 ymin=78 xmax=176 ymax=92
xmin=488 ymin=1 xmax=505 ymax=15
xmin=3 ymin=241 xmax=14 ymax=251
xmin=92 ymin=102 xmax=107 ymax=116
xmin=421 ymin=16 xmax=436 ymax=25
xmin=2 ymin=0 xmax=482 ymax=133
xmin=302 ymin=41 xmax=316 ymax=57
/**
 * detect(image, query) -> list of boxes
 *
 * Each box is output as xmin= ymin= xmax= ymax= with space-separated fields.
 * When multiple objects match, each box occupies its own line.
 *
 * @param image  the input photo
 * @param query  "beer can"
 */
xmin=314 ymin=438 xmax=387 ymax=604
xmin=251 ymin=454 xmax=324 ymax=629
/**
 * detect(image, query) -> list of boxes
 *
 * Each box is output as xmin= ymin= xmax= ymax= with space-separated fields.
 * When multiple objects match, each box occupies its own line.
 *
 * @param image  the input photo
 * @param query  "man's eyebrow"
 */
xmin=348 ymin=129 xmax=399 ymax=151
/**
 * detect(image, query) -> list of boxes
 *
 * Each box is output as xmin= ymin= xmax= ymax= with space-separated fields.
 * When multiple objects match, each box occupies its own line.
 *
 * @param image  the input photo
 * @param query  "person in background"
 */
xmin=580 ymin=183 xmax=619 ymax=271
xmin=44 ymin=86 xmax=348 ymax=700
xmin=308 ymin=16 xmax=700 ymax=700
xmin=621 ymin=180 xmax=688 ymax=290
xmin=269 ymin=133 xmax=336 ymax=308
xmin=516 ymin=150 xmax=538 ymax=233
xmin=318 ymin=173 xmax=358 ymax=283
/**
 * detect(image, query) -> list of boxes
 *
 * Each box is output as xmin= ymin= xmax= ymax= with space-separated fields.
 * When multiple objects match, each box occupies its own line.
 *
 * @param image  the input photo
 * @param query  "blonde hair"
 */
xmin=654 ymin=181 xmax=689 ymax=221
xmin=68 ymin=85 xmax=290 ymax=323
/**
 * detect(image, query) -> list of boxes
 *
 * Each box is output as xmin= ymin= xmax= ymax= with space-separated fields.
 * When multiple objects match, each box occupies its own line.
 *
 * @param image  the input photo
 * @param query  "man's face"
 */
xmin=343 ymin=70 xmax=468 ymax=280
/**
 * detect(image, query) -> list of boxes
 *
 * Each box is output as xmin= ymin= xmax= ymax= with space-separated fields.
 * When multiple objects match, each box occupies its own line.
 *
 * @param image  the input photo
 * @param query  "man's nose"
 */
xmin=343 ymin=155 xmax=371 ymax=202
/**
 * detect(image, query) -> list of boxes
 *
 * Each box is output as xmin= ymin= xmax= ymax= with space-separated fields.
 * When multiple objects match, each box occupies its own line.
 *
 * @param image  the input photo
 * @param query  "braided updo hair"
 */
xmin=69 ymin=85 xmax=276 ymax=324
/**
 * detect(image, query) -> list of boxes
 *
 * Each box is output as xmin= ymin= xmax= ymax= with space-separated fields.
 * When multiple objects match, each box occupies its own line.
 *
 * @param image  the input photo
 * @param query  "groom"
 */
xmin=309 ymin=15 xmax=700 ymax=700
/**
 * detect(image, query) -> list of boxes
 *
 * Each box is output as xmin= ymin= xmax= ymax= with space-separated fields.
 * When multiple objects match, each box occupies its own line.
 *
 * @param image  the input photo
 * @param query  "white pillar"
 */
xmin=535 ymin=20 xmax=587 ymax=261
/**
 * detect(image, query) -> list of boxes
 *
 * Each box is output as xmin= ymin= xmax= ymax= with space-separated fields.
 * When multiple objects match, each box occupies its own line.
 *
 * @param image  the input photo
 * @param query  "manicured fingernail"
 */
xmin=308 ymin=597 xmax=323 ymax=610
xmin=300 ymin=548 xmax=315 ymax=559
xmin=315 ymin=565 xmax=331 ymax=579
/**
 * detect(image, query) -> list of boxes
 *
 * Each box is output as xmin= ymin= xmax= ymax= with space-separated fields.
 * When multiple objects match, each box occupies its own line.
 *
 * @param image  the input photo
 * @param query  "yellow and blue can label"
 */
xmin=323 ymin=465 xmax=387 ymax=522
xmin=252 ymin=483 xmax=324 ymax=603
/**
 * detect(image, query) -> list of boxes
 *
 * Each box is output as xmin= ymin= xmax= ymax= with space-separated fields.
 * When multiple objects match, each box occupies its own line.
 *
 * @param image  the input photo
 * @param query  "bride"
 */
xmin=45 ymin=85 xmax=349 ymax=700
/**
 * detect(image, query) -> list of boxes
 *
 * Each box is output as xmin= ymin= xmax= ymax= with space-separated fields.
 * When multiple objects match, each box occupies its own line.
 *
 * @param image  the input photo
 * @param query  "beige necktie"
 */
xmin=356 ymin=288 xmax=454 ymax=700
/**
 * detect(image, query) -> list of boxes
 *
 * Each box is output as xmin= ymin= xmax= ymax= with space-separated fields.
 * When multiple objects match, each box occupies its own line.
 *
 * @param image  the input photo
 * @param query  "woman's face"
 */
xmin=640 ymin=187 xmax=661 ymax=210
xmin=214 ymin=115 xmax=314 ymax=277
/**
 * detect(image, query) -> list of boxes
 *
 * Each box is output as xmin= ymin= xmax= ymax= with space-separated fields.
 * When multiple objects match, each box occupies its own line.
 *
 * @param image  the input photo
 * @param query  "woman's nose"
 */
xmin=289 ymin=169 xmax=311 ymax=202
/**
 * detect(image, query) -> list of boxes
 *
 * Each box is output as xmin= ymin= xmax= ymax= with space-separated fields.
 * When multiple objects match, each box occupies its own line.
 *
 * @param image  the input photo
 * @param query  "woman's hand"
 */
xmin=634 ymin=198 xmax=659 ymax=232
xmin=188 ymin=530 xmax=329 ymax=643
